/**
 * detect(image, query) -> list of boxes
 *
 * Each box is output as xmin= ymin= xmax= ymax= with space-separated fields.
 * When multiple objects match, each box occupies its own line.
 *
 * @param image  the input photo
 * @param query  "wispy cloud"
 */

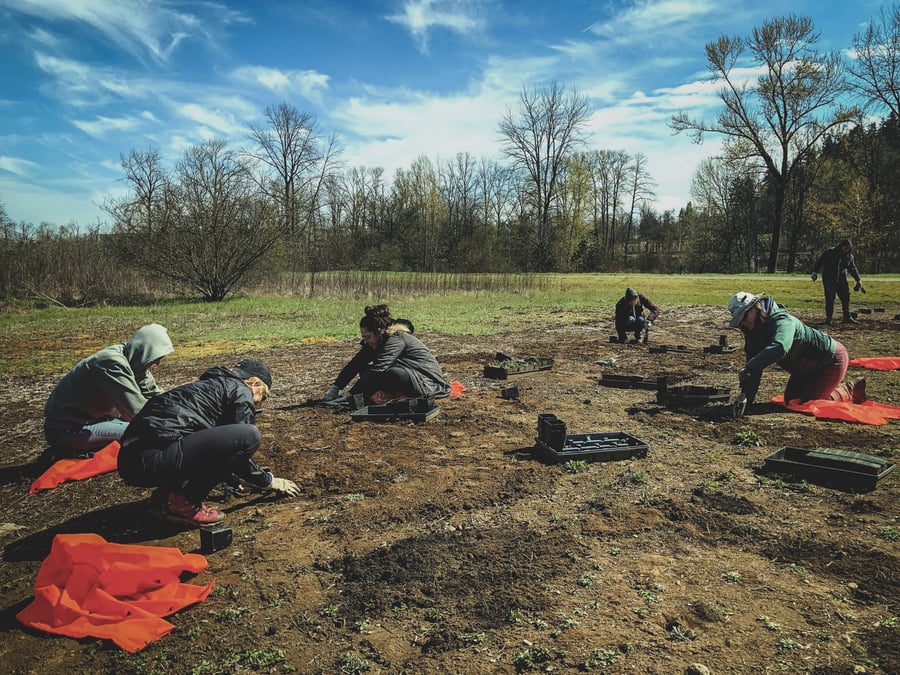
xmin=230 ymin=66 xmax=330 ymax=100
xmin=387 ymin=0 xmax=489 ymax=52
xmin=4 ymin=0 xmax=248 ymax=63
xmin=0 ymin=154 xmax=38 ymax=176
xmin=71 ymin=114 xmax=142 ymax=138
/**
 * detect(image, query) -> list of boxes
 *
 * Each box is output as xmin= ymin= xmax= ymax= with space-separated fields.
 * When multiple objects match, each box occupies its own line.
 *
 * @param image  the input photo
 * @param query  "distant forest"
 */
xmin=2 ymin=12 xmax=899 ymax=303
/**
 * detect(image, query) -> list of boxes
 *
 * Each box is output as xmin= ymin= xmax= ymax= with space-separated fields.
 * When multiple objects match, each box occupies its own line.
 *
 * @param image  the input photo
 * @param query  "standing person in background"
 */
xmin=614 ymin=288 xmax=660 ymax=344
xmin=726 ymin=291 xmax=866 ymax=419
xmin=811 ymin=239 xmax=866 ymax=324
xmin=118 ymin=358 xmax=300 ymax=527
xmin=323 ymin=304 xmax=450 ymax=405
xmin=44 ymin=324 xmax=174 ymax=457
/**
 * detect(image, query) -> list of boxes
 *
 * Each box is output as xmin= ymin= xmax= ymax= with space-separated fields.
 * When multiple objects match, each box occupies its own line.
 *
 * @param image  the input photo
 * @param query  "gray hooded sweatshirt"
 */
xmin=44 ymin=323 xmax=174 ymax=431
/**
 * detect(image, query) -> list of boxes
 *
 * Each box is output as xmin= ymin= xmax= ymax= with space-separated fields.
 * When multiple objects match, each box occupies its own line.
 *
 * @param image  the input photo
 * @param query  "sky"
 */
xmin=0 ymin=0 xmax=891 ymax=228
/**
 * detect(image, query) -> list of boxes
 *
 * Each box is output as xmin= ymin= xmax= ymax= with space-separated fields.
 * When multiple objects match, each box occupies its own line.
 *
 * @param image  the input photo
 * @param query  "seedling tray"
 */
xmin=350 ymin=397 xmax=440 ymax=423
xmin=648 ymin=344 xmax=691 ymax=354
xmin=533 ymin=431 xmax=649 ymax=463
xmin=484 ymin=357 xmax=554 ymax=379
xmin=703 ymin=344 xmax=738 ymax=354
xmin=598 ymin=373 xmax=663 ymax=390
xmin=657 ymin=385 xmax=731 ymax=407
xmin=858 ymin=308 xmax=872 ymax=314
xmin=763 ymin=446 xmax=895 ymax=492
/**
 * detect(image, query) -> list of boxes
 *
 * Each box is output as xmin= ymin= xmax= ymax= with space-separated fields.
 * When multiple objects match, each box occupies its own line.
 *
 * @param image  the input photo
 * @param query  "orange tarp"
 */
xmin=772 ymin=395 xmax=900 ymax=425
xmin=29 ymin=441 xmax=120 ymax=494
xmin=16 ymin=533 xmax=213 ymax=652
xmin=848 ymin=357 xmax=900 ymax=371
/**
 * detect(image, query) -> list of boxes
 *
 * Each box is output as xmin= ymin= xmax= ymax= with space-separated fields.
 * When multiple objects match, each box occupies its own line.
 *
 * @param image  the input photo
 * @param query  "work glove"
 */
xmin=810 ymin=273 xmax=817 ymax=281
xmin=732 ymin=393 xmax=747 ymax=420
xmin=322 ymin=384 xmax=341 ymax=402
xmin=267 ymin=475 xmax=301 ymax=498
xmin=854 ymin=281 xmax=866 ymax=293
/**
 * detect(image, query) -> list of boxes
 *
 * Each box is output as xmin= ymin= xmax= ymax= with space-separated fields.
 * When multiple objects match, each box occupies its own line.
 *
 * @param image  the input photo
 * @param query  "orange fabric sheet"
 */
xmin=449 ymin=380 xmax=466 ymax=397
xmin=848 ymin=357 xmax=900 ymax=371
xmin=16 ymin=533 xmax=213 ymax=652
xmin=29 ymin=441 xmax=120 ymax=494
xmin=772 ymin=395 xmax=900 ymax=425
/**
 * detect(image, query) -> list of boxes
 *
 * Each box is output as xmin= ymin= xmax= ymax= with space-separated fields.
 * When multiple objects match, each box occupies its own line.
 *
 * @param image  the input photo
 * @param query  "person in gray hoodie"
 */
xmin=43 ymin=323 xmax=174 ymax=455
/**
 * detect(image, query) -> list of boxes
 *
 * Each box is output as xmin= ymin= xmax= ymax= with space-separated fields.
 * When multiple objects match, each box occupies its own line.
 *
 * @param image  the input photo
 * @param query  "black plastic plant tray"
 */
xmin=648 ymin=344 xmax=691 ymax=354
xmin=351 ymin=405 xmax=440 ymax=423
xmin=873 ymin=307 xmax=885 ymax=313
xmin=657 ymin=385 xmax=731 ymax=406
xmin=484 ymin=357 xmax=554 ymax=379
xmin=763 ymin=446 xmax=895 ymax=492
xmin=598 ymin=373 xmax=662 ymax=390
xmin=703 ymin=344 xmax=738 ymax=354
xmin=533 ymin=432 xmax=649 ymax=463
xmin=858 ymin=308 xmax=872 ymax=314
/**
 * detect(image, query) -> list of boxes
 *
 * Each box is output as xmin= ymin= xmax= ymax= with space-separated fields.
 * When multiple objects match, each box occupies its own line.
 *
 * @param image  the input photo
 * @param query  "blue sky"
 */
xmin=0 ymin=0 xmax=891 ymax=227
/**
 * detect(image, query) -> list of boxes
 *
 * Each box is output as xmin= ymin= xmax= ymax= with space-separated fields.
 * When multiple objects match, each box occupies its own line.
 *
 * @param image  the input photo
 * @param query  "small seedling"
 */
xmin=628 ymin=470 xmax=650 ymax=485
xmin=787 ymin=564 xmax=806 ymax=578
xmin=756 ymin=615 xmax=781 ymax=631
xmin=507 ymin=608 xmax=524 ymax=624
xmin=462 ymin=632 xmax=486 ymax=646
xmin=564 ymin=459 xmax=589 ymax=473
xmin=734 ymin=430 xmax=763 ymax=446
xmin=608 ymin=546 xmax=622 ymax=556
xmin=874 ymin=616 xmax=898 ymax=628
xmin=776 ymin=637 xmax=801 ymax=651
xmin=582 ymin=647 xmax=618 ymax=668
xmin=636 ymin=589 xmax=661 ymax=604
xmin=354 ymin=619 xmax=372 ymax=634
xmin=722 ymin=570 xmax=743 ymax=584
xmin=578 ymin=573 xmax=596 ymax=588
xmin=667 ymin=624 xmax=697 ymax=641
xmin=877 ymin=526 xmax=899 ymax=541
xmin=214 ymin=606 xmax=250 ymax=623
xmin=424 ymin=608 xmax=444 ymax=622
xmin=339 ymin=652 xmax=371 ymax=673
xmin=513 ymin=646 xmax=551 ymax=670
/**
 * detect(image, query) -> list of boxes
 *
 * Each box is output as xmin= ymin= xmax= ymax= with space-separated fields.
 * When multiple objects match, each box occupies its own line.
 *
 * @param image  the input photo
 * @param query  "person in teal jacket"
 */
xmin=726 ymin=292 xmax=865 ymax=418
xmin=43 ymin=323 xmax=174 ymax=455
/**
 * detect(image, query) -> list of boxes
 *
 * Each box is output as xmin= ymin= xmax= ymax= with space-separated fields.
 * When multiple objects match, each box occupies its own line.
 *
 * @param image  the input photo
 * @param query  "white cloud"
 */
xmin=6 ymin=0 xmax=248 ymax=63
xmin=387 ymin=0 xmax=489 ymax=52
xmin=72 ymin=115 xmax=142 ymax=138
xmin=0 ymin=155 xmax=39 ymax=176
xmin=230 ymin=66 xmax=330 ymax=100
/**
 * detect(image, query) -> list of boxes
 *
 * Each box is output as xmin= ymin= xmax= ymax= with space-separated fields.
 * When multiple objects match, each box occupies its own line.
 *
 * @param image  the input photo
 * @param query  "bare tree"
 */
xmin=671 ymin=15 xmax=858 ymax=272
xmin=849 ymin=5 xmax=900 ymax=117
xmin=245 ymin=103 xmax=342 ymax=277
xmin=498 ymin=81 xmax=591 ymax=268
xmin=622 ymin=153 xmax=656 ymax=265
xmin=108 ymin=140 xmax=280 ymax=301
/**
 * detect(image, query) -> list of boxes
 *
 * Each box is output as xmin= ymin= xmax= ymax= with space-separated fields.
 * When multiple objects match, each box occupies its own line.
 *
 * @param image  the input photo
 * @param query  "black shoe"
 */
xmin=842 ymin=316 xmax=858 ymax=324
xmin=823 ymin=318 xmax=832 ymax=325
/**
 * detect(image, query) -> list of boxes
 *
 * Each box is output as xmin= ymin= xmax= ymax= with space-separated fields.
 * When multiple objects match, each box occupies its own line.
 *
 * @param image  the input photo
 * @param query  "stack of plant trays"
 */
xmin=350 ymin=396 xmax=440 ymax=423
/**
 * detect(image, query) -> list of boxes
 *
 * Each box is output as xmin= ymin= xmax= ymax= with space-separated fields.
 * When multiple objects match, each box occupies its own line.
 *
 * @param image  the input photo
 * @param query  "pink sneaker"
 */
xmin=164 ymin=493 xmax=224 ymax=527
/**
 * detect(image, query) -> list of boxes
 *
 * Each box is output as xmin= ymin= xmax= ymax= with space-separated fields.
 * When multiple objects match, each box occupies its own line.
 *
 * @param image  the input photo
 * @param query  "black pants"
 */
xmin=349 ymin=366 xmax=417 ymax=401
xmin=118 ymin=424 xmax=261 ymax=503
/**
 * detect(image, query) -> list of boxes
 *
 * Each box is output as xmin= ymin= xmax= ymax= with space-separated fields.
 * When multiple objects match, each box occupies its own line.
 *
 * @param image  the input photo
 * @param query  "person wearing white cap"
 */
xmin=726 ymin=292 xmax=865 ymax=418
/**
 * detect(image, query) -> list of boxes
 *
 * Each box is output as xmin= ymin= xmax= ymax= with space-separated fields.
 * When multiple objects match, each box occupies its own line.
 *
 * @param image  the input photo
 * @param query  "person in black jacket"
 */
xmin=118 ymin=358 xmax=299 ymax=527
xmin=614 ymin=288 xmax=661 ymax=343
xmin=322 ymin=305 xmax=449 ymax=405
xmin=811 ymin=239 xmax=866 ymax=324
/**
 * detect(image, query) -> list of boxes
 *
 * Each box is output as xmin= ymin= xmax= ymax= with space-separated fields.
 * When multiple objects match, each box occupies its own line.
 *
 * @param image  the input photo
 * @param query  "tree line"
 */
xmin=2 ymin=11 xmax=899 ymax=303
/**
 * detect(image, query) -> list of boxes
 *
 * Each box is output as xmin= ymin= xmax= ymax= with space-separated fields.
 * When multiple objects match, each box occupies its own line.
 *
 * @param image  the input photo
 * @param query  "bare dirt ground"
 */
xmin=0 ymin=305 xmax=898 ymax=674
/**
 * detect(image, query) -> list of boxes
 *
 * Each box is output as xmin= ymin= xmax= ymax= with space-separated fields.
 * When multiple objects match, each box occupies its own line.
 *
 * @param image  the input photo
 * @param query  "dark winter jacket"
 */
xmin=334 ymin=345 xmax=376 ymax=390
xmin=119 ymin=366 xmax=269 ymax=486
xmin=812 ymin=245 xmax=861 ymax=284
xmin=614 ymin=293 xmax=660 ymax=334
xmin=739 ymin=297 xmax=836 ymax=403
xmin=44 ymin=323 xmax=173 ymax=431
xmin=359 ymin=322 xmax=450 ymax=398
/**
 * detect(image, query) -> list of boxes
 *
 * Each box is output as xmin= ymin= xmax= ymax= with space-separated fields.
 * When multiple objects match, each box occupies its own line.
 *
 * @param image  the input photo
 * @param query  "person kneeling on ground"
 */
xmin=44 ymin=323 xmax=174 ymax=457
xmin=322 ymin=304 xmax=449 ymax=405
xmin=727 ymin=291 xmax=866 ymax=419
xmin=614 ymin=288 xmax=660 ymax=343
xmin=117 ymin=358 xmax=300 ymax=527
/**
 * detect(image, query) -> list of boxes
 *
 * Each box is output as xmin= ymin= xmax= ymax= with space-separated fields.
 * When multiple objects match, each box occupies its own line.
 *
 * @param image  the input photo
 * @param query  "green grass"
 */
xmin=2 ymin=272 xmax=897 ymax=376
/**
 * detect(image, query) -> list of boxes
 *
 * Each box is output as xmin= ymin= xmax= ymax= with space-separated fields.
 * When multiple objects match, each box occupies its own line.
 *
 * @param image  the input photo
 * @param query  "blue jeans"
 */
xmin=618 ymin=316 xmax=646 ymax=341
xmin=822 ymin=276 xmax=850 ymax=320
xmin=44 ymin=418 xmax=129 ymax=455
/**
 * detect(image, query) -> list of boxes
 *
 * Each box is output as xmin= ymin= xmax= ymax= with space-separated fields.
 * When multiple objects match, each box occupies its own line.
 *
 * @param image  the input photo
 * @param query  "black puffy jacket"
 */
xmin=119 ymin=366 xmax=269 ymax=486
